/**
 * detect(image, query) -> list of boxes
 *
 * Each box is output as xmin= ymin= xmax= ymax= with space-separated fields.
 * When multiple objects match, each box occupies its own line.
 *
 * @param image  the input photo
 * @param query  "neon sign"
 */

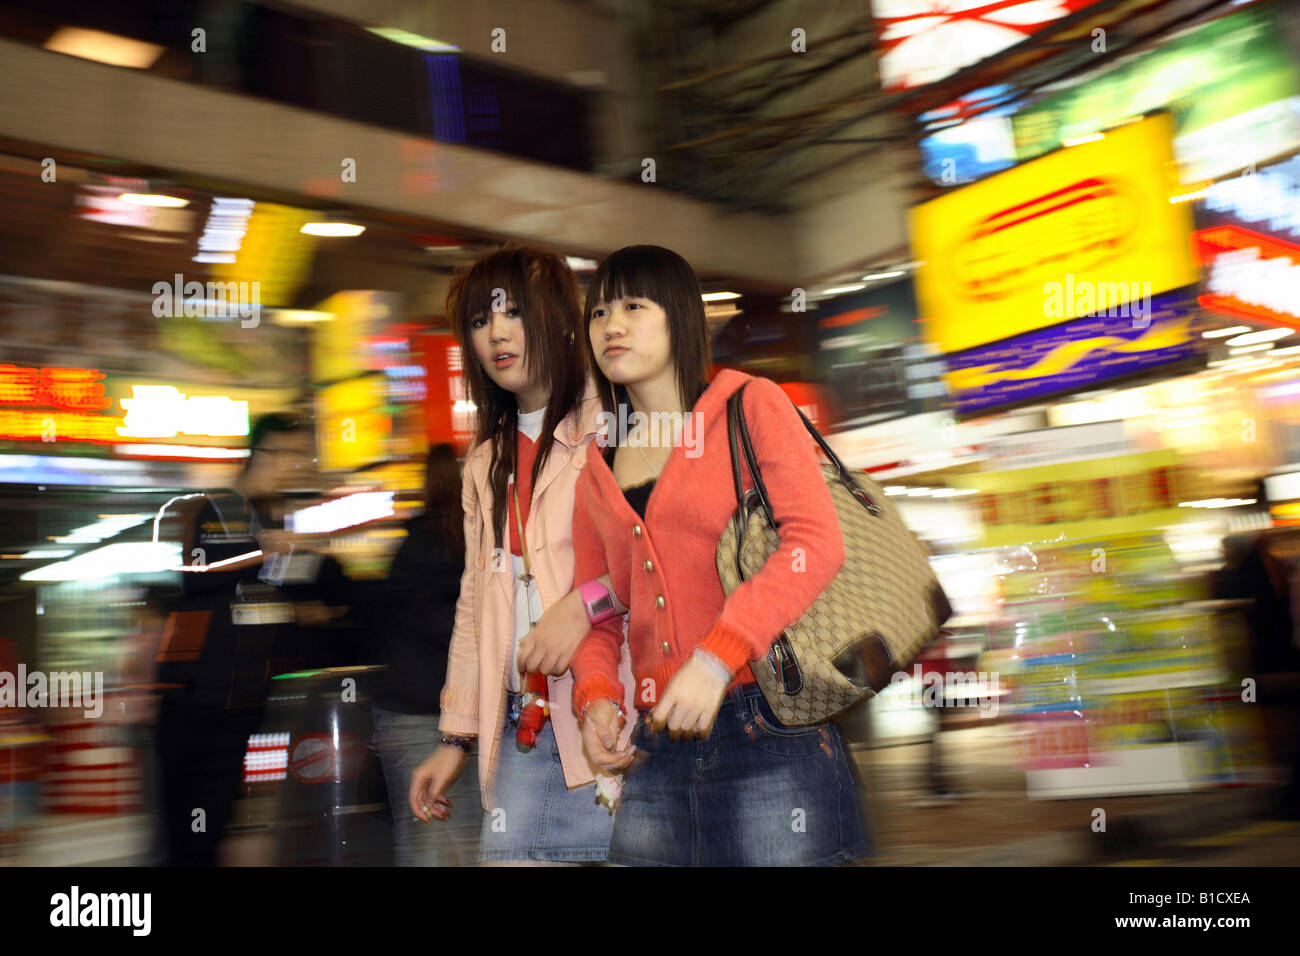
xmin=1195 ymin=225 xmax=1300 ymax=329
xmin=118 ymin=385 xmax=249 ymax=438
xmin=0 ymin=365 xmax=251 ymax=448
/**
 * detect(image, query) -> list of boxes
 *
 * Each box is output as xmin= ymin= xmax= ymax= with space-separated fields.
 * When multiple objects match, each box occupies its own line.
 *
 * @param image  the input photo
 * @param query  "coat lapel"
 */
xmin=470 ymin=446 xmax=514 ymax=609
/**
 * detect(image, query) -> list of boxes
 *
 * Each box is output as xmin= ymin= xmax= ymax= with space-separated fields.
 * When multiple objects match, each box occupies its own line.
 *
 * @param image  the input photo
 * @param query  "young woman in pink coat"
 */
xmin=407 ymin=245 xmax=635 ymax=864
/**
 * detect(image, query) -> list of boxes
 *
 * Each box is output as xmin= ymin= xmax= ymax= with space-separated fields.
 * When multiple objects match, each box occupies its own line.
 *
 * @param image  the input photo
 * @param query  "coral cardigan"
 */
xmin=439 ymin=383 xmax=637 ymax=809
xmin=571 ymin=369 xmax=846 ymax=717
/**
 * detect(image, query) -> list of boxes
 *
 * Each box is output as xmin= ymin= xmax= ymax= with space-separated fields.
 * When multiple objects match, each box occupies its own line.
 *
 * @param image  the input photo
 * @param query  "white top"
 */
xmin=507 ymin=407 xmax=547 ymax=692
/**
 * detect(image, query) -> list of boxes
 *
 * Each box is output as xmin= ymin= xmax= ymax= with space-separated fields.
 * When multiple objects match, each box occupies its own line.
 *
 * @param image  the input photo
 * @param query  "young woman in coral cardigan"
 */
xmin=407 ymin=245 xmax=634 ymax=864
xmin=564 ymin=244 xmax=869 ymax=866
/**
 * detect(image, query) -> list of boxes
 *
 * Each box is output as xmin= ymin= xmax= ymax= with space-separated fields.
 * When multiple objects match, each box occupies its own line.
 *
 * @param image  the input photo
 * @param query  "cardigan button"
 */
xmin=572 ymin=456 xmax=584 ymax=469
xmin=633 ymin=525 xmax=642 ymax=536
xmin=655 ymin=595 xmax=665 ymax=608
xmin=660 ymin=641 xmax=671 ymax=654
xmin=643 ymin=560 xmax=653 ymax=572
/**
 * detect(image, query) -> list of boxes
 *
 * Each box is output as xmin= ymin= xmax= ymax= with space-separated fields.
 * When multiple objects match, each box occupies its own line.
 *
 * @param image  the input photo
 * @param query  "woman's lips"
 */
xmin=603 ymin=347 xmax=628 ymax=358
xmin=494 ymin=354 xmax=517 ymax=368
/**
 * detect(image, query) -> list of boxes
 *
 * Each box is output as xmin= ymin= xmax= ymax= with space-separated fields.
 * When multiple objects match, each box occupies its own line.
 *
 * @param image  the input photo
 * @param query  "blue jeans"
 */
xmin=609 ymin=683 xmax=870 ymax=866
xmin=479 ymin=708 xmax=615 ymax=863
xmin=372 ymin=706 xmax=475 ymax=866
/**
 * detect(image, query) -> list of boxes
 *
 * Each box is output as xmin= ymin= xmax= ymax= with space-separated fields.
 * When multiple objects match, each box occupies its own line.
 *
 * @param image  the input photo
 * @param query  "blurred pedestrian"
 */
xmin=156 ymin=413 xmax=315 ymax=865
xmin=368 ymin=444 xmax=467 ymax=865
xmin=1215 ymin=527 xmax=1300 ymax=819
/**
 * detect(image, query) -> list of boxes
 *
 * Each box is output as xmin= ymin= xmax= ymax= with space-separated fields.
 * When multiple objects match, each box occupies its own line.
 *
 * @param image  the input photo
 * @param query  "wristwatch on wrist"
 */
xmin=440 ymin=734 xmax=474 ymax=754
xmin=578 ymin=578 xmax=621 ymax=625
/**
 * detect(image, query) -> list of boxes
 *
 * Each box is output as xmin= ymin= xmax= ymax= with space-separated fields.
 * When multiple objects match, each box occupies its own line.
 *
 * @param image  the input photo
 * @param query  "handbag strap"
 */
xmin=726 ymin=380 xmax=881 ymax=522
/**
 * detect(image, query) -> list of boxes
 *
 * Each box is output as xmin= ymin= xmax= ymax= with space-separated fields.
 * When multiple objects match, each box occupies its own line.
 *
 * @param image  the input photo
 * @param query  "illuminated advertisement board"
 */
xmin=871 ymin=0 xmax=1101 ymax=93
xmin=1194 ymin=152 xmax=1300 ymax=329
xmin=1012 ymin=7 xmax=1300 ymax=183
xmin=0 ymin=364 xmax=289 ymax=460
xmin=944 ymin=290 xmax=1200 ymax=417
xmin=910 ymin=113 xmax=1199 ymax=355
xmin=813 ymin=280 xmax=946 ymax=428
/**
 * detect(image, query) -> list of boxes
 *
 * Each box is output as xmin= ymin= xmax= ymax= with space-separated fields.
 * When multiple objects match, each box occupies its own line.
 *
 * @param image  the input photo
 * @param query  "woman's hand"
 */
xmin=580 ymin=699 xmax=635 ymax=773
xmin=408 ymin=744 xmax=468 ymax=823
xmin=517 ymin=588 xmax=589 ymax=676
xmin=649 ymin=653 xmax=731 ymax=739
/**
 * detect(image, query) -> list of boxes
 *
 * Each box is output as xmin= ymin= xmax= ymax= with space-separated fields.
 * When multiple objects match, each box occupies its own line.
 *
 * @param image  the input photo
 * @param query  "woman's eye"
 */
xmin=507 ymin=307 xmax=521 ymax=318
xmin=470 ymin=315 xmax=486 ymax=328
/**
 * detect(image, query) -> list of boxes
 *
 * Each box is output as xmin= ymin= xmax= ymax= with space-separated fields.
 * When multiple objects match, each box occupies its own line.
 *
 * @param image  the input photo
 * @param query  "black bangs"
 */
xmin=582 ymin=244 xmax=713 ymax=417
xmin=585 ymin=245 xmax=679 ymax=318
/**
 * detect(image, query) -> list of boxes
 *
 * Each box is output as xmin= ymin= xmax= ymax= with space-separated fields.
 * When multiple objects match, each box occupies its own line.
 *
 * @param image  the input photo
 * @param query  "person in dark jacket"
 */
xmin=370 ymin=443 xmax=469 ymax=865
xmin=1215 ymin=527 xmax=1300 ymax=819
xmin=156 ymin=413 xmax=316 ymax=865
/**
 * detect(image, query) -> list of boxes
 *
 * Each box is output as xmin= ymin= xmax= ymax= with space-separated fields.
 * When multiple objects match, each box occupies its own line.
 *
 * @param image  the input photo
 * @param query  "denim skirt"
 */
xmin=608 ymin=682 xmax=870 ymax=866
xmin=478 ymin=701 xmax=615 ymax=863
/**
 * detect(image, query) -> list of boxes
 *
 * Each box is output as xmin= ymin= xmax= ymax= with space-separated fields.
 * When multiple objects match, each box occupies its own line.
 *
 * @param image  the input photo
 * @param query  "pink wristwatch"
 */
xmin=578 ymin=579 xmax=621 ymax=625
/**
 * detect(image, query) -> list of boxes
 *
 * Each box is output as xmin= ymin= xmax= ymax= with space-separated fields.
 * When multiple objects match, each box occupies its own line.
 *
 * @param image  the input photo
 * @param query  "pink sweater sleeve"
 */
xmin=697 ymin=377 xmax=846 ymax=675
xmin=569 ymin=462 xmax=627 ymax=718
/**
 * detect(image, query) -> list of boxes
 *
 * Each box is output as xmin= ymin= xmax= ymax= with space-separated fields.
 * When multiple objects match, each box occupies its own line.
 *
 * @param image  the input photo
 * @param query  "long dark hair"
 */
xmin=447 ymin=245 xmax=585 ymax=546
xmin=423 ymin=443 xmax=465 ymax=557
xmin=582 ymin=245 xmax=712 ymax=463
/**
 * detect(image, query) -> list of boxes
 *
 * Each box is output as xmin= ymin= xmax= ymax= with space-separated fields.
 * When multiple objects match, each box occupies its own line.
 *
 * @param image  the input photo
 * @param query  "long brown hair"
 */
xmin=447 ymin=245 xmax=585 ymax=546
xmin=582 ymin=245 xmax=712 ymax=463
xmin=423 ymin=442 xmax=465 ymax=557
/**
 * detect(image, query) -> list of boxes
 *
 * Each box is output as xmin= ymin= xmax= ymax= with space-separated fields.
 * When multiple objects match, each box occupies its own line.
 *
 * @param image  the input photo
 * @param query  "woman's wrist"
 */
xmin=692 ymin=647 xmax=735 ymax=688
xmin=440 ymin=734 xmax=475 ymax=754
xmin=579 ymin=696 xmax=624 ymax=725
xmin=577 ymin=577 xmax=624 ymax=625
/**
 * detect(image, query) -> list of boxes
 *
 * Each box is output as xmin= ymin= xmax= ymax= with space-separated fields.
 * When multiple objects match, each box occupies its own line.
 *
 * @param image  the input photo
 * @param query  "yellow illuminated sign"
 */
xmin=318 ymin=376 xmax=389 ymax=471
xmin=910 ymin=114 xmax=1200 ymax=355
xmin=952 ymin=450 xmax=1188 ymax=548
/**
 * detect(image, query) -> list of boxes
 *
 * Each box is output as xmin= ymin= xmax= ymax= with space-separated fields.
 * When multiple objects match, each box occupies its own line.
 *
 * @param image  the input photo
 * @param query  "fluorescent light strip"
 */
xmin=301 ymin=222 xmax=365 ymax=237
xmin=21 ymin=542 xmax=181 ymax=581
xmin=1225 ymin=328 xmax=1295 ymax=347
xmin=175 ymin=550 xmax=263 ymax=572
xmin=43 ymin=27 xmax=165 ymax=69
xmin=115 ymin=444 xmax=250 ymax=459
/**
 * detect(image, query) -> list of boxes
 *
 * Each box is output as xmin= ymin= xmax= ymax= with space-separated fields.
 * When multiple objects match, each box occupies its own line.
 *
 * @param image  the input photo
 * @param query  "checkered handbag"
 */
xmin=715 ymin=383 xmax=952 ymax=726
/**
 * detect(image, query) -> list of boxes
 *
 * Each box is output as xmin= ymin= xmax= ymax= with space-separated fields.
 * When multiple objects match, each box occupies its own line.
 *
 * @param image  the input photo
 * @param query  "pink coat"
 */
xmin=439 ymin=383 xmax=637 ymax=810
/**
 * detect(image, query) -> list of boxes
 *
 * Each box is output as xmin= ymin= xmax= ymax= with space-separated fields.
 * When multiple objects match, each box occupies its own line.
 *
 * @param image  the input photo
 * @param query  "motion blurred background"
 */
xmin=1 ymin=0 xmax=1299 ymax=866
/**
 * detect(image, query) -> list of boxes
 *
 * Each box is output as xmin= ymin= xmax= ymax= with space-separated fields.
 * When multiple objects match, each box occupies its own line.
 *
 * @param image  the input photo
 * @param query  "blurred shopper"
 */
xmin=156 ymin=413 xmax=317 ymax=865
xmin=368 ymin=444 xmax=466 ymax=865
xmin=408 ymin=246 xmax=634 ymax=865
xmin=1215 ymin=527 xmax=1300 ymax=819
xmin=114 ymin=585 xmax=176 ymax=864
xmin=567 ymin=245 xmax=869 ymax=866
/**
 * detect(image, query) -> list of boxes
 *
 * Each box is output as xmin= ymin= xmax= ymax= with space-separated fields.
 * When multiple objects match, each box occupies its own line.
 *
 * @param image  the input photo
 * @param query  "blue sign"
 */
xmin=945 ymin=290 xmax=1200 ymax=416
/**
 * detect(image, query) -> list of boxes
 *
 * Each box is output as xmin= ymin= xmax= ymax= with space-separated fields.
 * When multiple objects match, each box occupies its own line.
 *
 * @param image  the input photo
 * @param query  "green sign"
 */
xmin=1013 ymin=7 xmax=1300 ymax=164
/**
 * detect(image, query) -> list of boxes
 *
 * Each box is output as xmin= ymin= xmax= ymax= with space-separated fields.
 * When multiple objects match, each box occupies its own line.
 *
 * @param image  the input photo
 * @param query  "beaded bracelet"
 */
xmin=440 ymin=734 xmax=475 ymax=754
xmin=579 ymin=696 xmax=625 ymax=725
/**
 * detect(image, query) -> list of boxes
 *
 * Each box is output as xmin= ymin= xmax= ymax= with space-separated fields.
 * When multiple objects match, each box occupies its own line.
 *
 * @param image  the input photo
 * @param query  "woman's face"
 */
xmin=589 ymin=295 xmax=673 ymax=387
xmin=468 ymin=294 xmax=545 ymax=407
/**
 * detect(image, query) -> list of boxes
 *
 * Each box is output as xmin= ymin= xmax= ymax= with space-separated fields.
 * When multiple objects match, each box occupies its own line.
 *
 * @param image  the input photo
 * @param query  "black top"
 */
xmin=366 ymin=510 xmax=465 ymax=714
xmin=622 ymin=480 xmax=656 ymax=520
